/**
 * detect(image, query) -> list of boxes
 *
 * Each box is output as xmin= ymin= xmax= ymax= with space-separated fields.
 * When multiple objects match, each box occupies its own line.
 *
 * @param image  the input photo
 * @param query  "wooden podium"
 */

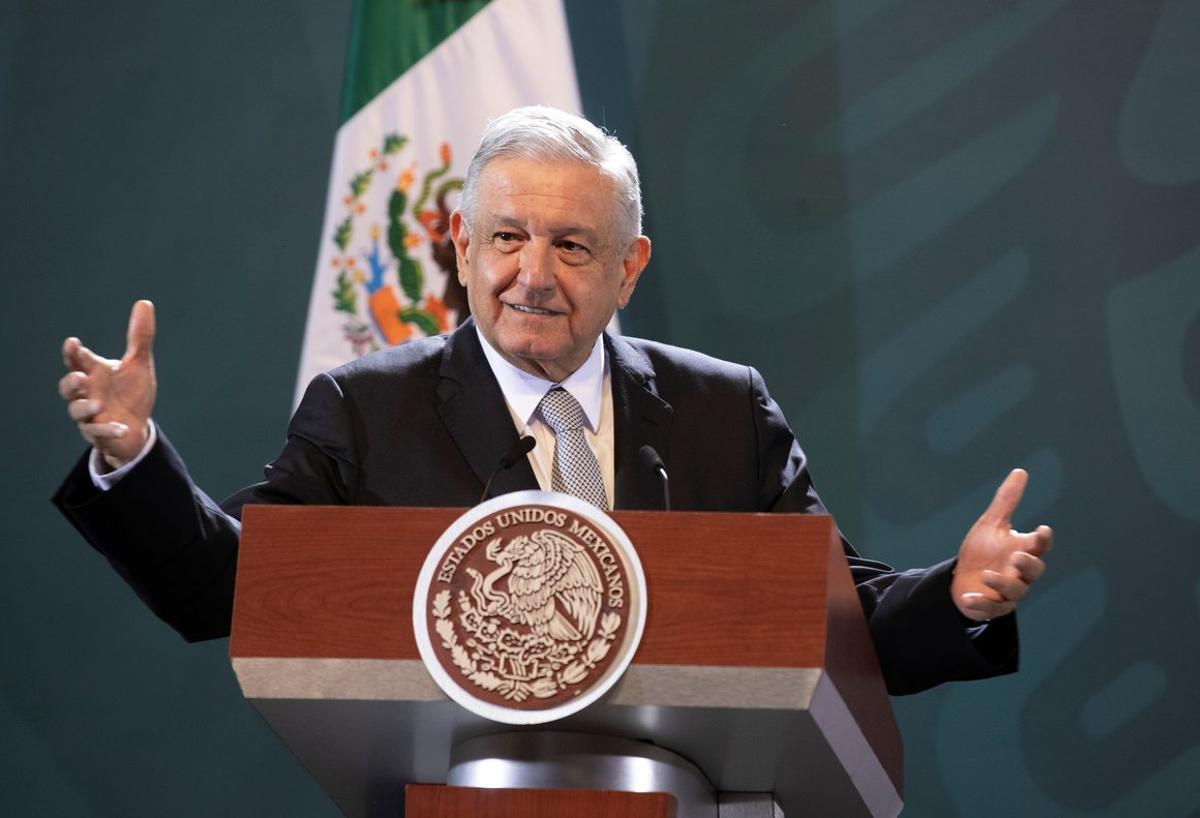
xmin=230 ymin=506 xmax=903 ymax=817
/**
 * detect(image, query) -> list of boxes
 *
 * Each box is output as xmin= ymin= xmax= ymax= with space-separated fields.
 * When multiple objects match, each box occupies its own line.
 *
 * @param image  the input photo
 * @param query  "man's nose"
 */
xmin=517 ymin=241 xmax=556 ymax=292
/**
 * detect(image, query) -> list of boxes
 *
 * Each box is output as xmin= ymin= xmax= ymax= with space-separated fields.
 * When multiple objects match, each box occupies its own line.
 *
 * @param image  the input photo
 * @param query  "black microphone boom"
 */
xmin=637 ymin=444 xmax=670 ymax=511
xmin=479 ymin=435 xmax=537 ymax=505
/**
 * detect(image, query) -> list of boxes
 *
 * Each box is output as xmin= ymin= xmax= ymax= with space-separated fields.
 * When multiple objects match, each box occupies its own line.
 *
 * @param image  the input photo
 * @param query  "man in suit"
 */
xmin=55 ymin=106 xmax=1052 ymax=695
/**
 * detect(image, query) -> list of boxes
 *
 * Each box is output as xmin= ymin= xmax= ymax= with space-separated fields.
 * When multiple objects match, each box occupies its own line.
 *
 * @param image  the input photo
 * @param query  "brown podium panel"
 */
xmin=405 ymin=784 xmax=676 ymax=818
xmin=231 ymin=506 xmax=902 ymax=818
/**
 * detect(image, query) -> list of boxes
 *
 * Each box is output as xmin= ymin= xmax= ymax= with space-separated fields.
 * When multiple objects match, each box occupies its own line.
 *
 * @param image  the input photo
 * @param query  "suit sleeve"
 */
xmin=51 ymin=373 xmax=357 ymax=641
xmin=749 ymin=366 xmax=1018 ymax=695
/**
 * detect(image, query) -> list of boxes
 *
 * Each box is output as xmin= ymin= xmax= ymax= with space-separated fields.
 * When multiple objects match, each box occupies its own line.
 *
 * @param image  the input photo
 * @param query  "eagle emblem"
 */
xmin=416 ymin=494 xmax=646 ymax=722
xmin=470 ymin=529 xmax=603 ymax=642
xmin=432 ymin=526 xmax=621 ymax=704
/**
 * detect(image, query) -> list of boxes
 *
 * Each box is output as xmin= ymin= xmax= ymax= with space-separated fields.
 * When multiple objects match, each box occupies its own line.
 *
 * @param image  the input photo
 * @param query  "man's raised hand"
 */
xmin=59 ymin=300 xmax=157 ymax=470
xmin=952 ymin=468 xmax=1053 ymax=622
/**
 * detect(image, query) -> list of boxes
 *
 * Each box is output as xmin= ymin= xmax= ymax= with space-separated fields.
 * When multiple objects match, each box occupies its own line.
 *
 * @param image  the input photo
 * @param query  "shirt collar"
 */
xmin=476 ymin=327 xmax=606 ymax=432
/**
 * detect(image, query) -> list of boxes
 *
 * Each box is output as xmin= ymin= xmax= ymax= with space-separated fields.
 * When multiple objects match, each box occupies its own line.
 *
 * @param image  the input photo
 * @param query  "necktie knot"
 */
xmin=539 ymin=387 xmax=587 ymax=433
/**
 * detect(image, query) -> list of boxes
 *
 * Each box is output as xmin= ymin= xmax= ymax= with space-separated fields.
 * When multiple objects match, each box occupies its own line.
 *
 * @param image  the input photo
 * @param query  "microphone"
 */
xmin=479 ymin=435 xmax=536 ymax=504
xmin=638 ymin=445 xmax=670 ymax=511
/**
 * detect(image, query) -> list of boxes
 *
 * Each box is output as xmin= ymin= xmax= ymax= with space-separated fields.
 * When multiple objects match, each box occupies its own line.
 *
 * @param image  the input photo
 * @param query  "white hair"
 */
xmin=459 ymin=106 xmax=643 ymax=241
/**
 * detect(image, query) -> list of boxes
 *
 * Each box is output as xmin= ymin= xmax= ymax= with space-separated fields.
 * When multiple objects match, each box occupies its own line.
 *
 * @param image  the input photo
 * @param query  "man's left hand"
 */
xmin=952 ymin=468 xmax=1053 ymax=622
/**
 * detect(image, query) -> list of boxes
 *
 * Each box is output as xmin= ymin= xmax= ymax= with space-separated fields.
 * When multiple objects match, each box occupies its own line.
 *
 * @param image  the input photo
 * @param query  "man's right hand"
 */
xmin=59 ymin=300 xmax=158 ymax=470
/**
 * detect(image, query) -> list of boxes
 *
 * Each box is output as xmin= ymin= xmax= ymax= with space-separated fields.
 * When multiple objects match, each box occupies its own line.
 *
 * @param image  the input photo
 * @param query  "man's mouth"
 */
xmin=507 ymin=303 xmax=558 ymax=316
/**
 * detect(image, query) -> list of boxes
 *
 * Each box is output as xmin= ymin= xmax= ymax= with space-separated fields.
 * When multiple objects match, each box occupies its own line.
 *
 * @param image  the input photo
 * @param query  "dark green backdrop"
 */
xmin=4 ymin=1 xmax=1197 ymax=815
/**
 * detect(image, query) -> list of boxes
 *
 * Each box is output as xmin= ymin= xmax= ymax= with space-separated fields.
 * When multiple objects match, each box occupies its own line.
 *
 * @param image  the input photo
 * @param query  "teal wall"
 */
xmin=4 ymin=1 xmax=1197 ymax=815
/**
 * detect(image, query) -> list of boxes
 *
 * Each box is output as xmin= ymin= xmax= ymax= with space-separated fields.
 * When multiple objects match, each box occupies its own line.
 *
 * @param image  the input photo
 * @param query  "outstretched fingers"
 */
xmin=122 ymin=300 xmax=156 ymax=364
xmin=79 ymin=421 xmax=131 ymax=446
xmin=1010 ymin=549 xmax=1046 ymax=584
xmin=955 ymin=470 xmax=1055 ymax=620
xmin=981 ymin=468 xmax=1028 ymax=527
xmin=1028 ymin=524 xmax=1053 ymax=557
xmin=957 ymin=591 xmax=1015 ymax=622
xmin=58 ymin=370 xmax=88 ymax=401
xmin=981 ymin=569 xmax=1030 ymax=603
xmin=962 ymin=539 xmax=1049 ymax=616
xmin=67 ymin=398 xmax=103 ymax=423
xmin=62 ymin=336 xmax=107 ymax=374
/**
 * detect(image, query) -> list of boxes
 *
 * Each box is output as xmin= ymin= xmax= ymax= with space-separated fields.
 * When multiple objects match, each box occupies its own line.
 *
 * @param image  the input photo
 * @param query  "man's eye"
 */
xmin=558 ymin=241 xmax=589 ymax=254
xmin=492 ymin=232 xmax=524 ymax=251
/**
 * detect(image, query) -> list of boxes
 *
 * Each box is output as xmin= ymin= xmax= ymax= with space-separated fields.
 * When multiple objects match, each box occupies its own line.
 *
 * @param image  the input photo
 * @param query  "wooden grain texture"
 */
xmin=231 ymin=506 xmax=436 ymax=659
xmin=618 ymin=511 xmax=831 ymax=666
xmin=404 ymin=785 xmax=676 ymax=818
xmin=230 ymin=506 xmax=837 ymax=668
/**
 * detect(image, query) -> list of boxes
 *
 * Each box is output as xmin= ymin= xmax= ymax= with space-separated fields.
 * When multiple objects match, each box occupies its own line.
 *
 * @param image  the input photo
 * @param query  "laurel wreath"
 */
xmin=431 ymin=590 xmax=622 ymax=702
xmin=433 ymin=589 xmax=507 ymax=694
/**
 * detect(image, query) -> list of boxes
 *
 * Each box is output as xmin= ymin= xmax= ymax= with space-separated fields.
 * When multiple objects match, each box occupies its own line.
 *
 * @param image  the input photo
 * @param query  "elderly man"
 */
xmin=54 ymin=106 xmax=1051 ymax=695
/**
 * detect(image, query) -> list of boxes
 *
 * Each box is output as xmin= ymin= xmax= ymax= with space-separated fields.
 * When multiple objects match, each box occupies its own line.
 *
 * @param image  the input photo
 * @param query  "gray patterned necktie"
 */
xmin=538 ymin=387 xmax=608 ymax=510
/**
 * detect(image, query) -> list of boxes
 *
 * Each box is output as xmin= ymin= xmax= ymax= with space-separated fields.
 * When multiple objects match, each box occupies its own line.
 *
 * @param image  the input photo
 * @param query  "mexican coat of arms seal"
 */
xmin=413 ymin=491 xmax=647 ymax=724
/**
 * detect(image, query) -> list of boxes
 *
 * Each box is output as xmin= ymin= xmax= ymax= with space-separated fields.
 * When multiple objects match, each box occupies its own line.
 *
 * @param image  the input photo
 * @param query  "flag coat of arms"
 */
xmin=296 ymin=0 xmax=583 ymax=400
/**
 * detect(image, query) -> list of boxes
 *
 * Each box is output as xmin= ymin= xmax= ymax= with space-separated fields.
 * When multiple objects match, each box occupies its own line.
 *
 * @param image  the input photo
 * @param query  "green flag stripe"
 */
xmin=339 ymin=0 xmax=493 ymax=124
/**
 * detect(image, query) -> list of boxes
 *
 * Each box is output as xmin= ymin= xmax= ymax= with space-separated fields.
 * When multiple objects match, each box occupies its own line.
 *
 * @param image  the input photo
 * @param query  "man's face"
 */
xmin=450 ymin=157 xmax=650 ymax=382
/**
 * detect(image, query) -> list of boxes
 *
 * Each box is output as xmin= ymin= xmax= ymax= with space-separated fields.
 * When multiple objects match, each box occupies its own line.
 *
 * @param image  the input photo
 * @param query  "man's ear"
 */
xmin=450 ymin=210 xmax=470 ymax=286
xmin=617 ymin=235 xmax=651 ymax=309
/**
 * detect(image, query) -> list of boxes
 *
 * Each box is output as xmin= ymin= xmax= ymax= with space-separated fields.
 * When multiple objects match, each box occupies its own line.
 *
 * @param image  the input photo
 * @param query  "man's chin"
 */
xmin=495 ymin=339 xmax=578 ymax=381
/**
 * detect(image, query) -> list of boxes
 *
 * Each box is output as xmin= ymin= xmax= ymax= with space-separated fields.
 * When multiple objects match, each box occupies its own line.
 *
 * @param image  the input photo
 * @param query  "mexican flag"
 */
xmin=295 ymin=0 xmax=583 ymax=400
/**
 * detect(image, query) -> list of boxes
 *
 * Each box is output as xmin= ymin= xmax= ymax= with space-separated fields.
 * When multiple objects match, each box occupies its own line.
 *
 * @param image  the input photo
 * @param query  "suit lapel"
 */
xmin=436 ymin=320 xmax=539 ymax=498
xmin=607 ymin=334 xmax=674 ymax=510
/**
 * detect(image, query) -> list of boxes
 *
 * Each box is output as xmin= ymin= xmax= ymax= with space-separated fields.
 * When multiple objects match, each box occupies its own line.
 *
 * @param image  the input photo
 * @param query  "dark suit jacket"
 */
xmin=54 ymin=320 xmax=1016 ymax=695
